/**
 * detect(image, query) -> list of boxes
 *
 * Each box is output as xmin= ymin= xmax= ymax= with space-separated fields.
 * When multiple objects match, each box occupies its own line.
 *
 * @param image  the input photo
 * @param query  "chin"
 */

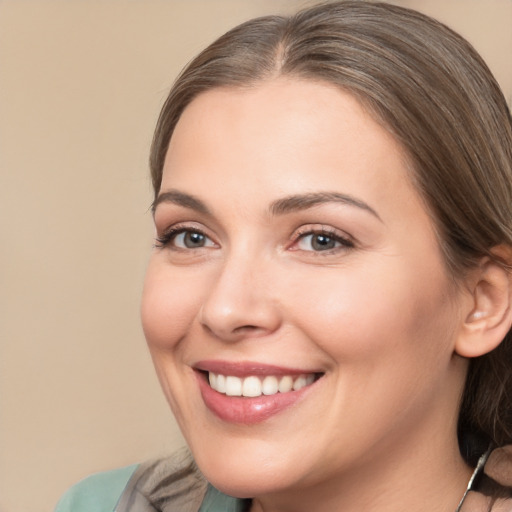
xmin=189 ymin=437 xmax=302 ymax=498
xmin=200 ymin=462 xmax=289 ymax=499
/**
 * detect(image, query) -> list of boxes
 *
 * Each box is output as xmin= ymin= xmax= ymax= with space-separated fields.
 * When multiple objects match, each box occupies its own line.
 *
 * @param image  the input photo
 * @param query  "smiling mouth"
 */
xmin=195 ymin=363 xmax=324 ymax=423
xmin=207 ymin=372 xmax=321 ymax=397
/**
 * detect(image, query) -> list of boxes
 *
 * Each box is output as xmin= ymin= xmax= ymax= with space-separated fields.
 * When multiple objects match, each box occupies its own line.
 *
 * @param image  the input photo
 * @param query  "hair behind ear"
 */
xmin=459 ymin=334 xmax=512 ymax=461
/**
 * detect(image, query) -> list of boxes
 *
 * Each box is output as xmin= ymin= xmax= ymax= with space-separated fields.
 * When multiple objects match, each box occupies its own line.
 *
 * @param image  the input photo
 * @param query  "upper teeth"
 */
xmin=208 ymin=372 xmax=315 ymax=397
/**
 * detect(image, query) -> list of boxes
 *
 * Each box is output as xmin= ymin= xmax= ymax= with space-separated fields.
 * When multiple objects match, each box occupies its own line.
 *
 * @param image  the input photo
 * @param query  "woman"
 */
xmin=56 ymin=1 xmax=512 ymax=511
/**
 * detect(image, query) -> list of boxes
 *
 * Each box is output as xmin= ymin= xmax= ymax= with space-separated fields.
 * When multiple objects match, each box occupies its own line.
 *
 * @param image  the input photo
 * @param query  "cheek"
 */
xmin=282 ymin=261 xmax=460 ymax=444
xmin=141 ymin=259 xmax=202 ymax=351
xmin=281 ymin=257 xmax=457 ymax=367
xmin=140 ymin=258 xmax=209 ymax=424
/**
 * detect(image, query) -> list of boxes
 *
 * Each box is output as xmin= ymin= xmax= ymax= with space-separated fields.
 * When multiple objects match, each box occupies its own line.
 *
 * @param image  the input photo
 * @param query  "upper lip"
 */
xmin=194 ymin=360 xmax=322 ymax=377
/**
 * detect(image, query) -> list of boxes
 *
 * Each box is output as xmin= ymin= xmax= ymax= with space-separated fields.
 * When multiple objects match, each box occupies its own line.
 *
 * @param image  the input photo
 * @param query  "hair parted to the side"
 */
xmin=149 ymin=1 xmax=512 ymax=463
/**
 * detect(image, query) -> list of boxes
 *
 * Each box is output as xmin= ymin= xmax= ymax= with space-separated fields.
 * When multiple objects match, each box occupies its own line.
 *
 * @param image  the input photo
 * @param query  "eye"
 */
xmin=155 ymin=227 xmax=216 ymax=249
xmin=293 ymin=229 xmax=354 ymax=252
xmin=174 ymin=230 xmax=214 ymax=248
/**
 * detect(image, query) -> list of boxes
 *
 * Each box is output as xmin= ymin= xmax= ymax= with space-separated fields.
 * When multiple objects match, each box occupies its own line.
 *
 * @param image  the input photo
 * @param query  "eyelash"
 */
xmin=154 ymin=226 xmax=213 ymax=249
xmin=154 ymin=225 xmax=355 ymax=254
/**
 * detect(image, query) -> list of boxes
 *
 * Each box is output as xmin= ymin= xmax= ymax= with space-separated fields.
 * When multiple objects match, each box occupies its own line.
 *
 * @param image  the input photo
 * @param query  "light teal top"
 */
xmin=55 ymin=465 xmax=138 ymax=512
xmin=55 ymin=463 xmax=247 ymax=512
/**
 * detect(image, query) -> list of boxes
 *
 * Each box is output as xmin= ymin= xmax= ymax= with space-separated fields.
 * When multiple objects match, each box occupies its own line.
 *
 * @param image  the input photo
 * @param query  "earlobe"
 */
xmin=456 ymin=248 xmax=512 ymax=358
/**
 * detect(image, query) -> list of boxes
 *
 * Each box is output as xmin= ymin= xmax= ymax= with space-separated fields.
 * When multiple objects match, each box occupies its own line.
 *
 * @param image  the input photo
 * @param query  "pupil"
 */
xmin=185 ymin=232 xmax=204 ymax=247
xmin=312 ymin=234 xmax=334 ymax=251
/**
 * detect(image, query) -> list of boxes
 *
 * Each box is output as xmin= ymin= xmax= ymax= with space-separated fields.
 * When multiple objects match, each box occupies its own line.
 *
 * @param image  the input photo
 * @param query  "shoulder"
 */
xmin=54 ymin=464 xmax=138 ymax=512
xmin=54 ymin=449 xmax=248 ymax=512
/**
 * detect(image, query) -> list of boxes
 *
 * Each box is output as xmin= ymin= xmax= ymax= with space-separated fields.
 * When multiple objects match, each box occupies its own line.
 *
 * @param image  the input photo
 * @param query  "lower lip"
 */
xmin=196 ymin=372 xmax=315 ymax=424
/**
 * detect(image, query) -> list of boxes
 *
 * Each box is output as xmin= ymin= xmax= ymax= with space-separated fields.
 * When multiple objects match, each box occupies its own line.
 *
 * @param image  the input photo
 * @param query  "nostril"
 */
xmin=233 ymin=325 xmax=259 ymax=333
xmin=232 ymin=325 xmax=270 ymax=337
xmin=200 ymin=322 xmax=259 ymax=338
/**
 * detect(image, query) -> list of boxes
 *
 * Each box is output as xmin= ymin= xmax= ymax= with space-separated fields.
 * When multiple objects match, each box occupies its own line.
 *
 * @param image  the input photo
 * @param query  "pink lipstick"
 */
xmin=194 ymin=360 xmax=322 ymax=424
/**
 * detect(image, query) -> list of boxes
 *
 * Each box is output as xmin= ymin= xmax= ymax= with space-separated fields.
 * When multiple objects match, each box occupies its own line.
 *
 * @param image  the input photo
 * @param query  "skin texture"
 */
xmin=141 ymin=78 xmax=476 ymax=512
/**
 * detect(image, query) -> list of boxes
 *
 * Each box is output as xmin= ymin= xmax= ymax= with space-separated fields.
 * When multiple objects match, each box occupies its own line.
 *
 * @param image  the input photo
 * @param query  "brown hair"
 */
xmin=149 ymin=1 xmax=512 ymax=462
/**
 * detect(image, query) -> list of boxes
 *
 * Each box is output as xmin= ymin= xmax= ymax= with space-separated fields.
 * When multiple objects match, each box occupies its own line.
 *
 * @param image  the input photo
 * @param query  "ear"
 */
xmin=455 ymin=246 xmax=512 ymax=358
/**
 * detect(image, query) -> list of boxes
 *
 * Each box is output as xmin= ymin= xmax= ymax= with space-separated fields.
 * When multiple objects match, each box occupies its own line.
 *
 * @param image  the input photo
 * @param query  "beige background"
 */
xmin=1 ymin=1 xmax=511 ymax=511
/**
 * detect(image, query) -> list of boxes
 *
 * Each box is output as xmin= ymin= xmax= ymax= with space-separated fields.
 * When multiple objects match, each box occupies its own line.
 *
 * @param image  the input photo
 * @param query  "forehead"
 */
xmin=164 ymin=78 xmax=412 ymax=193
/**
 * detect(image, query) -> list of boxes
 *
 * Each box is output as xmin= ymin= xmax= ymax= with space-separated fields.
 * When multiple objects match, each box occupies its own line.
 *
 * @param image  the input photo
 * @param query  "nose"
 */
xmin=199 ymin=254 xmax=281 ymax=342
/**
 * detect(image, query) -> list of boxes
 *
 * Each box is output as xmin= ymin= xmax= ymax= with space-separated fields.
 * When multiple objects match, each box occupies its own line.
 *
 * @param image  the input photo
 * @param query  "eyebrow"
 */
xmin=269 ymin=191 xmax=382 ymax=221
xmin=153 ymin=189 xmax=381 ymax=221
xmin=152 ymin=190 xmax=211 ymax=215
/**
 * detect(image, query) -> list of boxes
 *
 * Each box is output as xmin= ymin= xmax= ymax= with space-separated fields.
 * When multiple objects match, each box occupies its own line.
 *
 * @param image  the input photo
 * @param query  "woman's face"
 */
xmin=142 ymin=79 xmax=469 ymax=499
